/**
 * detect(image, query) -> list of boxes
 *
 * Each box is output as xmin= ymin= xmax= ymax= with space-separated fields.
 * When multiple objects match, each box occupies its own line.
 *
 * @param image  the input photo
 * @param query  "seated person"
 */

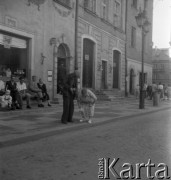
xmin=16 ymin=76 xmax=32 ymax=109
xmin=0 ymin=80 xmax=5 ymax=96
xmin=37 ymin=78 xmax=51 ymax=106
xmin=6 ymin=75 xmax=19 ymax=110
xmin=0 ymin=90 xmax=12 ymax=109
xmin=28 ymin=76 xmax=44 ymax=107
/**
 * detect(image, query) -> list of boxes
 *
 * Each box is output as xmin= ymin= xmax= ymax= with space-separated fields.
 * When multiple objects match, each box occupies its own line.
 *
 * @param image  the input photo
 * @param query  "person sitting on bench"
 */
xmin=28 ymin=76 xmax=44 ymax=107
xmin=0 ymin=80 xmax=5 ymax=96
xmin=16 ymin=76 xmax=31 ymax=109
xmin=0 ymin=90 xmax=12 ymax=109
xmin=6 ymin=75 xmax=19 ymax=110
xmin=37 ymin=78 xmax=51 ymax=106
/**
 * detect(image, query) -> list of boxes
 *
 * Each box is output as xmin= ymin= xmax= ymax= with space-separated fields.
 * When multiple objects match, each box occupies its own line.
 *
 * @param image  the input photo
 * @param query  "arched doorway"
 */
xmin=57 ymin=43 xmax=70 ymax=94
xmin=113 ymin=50 xmax=121 ymax=88
xmin=129 ymin=69 xmax=135 ymax=94
xmin=82 ymin=38 xmax=95 ymax=88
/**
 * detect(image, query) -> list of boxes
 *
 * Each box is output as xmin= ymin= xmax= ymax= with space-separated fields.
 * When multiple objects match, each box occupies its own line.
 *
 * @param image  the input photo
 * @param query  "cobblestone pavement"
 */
xmin=0 ymin=98 xmax=170 ymax=144
xmin=0 ymin=108 xmax=171 ymax=180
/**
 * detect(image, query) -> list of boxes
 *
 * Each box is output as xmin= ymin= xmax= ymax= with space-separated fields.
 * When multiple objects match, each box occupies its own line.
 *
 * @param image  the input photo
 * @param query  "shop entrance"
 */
xmin=0 ymin=33 xmax=28 ymax=79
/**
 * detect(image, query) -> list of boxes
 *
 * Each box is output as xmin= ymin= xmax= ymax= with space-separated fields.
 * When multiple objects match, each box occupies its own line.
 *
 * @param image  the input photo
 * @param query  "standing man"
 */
xmin=61 ymin=73 xmax=77 ymax=124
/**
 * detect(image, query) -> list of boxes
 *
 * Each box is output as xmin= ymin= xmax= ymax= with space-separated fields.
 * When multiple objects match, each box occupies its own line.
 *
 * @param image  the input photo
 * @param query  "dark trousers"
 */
xmin=61 ymin=95 xmax=74 ymax=123
xmin=11 ymin=92 xmax=18 ymax=107
xmin=43 ymin=92 xmax=50 ymax=101
xmin=0 ymin=90 xmax=5 ymax=96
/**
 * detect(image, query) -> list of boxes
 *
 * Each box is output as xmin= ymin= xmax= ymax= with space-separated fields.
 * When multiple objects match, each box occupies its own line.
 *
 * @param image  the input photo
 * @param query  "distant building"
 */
xmin=152 ymin=48 xmax=171 ymax=86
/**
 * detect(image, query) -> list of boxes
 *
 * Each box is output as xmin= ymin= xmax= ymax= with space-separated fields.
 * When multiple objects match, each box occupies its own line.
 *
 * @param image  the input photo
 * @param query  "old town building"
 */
xmin=0 ymin=0 xmax=76 ymax=100
xmin=77 ymin=0 xmax=126 ymax=93
xmin=152 ymin=48 xmax=171 ymax=86
xmin=0 ymin=0 xmax=154 ymax=100
xmin=126 ymin=0 xmax=153 ymax=95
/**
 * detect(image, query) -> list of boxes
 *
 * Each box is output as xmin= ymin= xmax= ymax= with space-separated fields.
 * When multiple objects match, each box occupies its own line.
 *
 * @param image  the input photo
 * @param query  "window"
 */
xmin=53 ymin=0 xmax=72 ymax=9
xmin=102 ymin=0 xmax=108 ymax=20
xmin=131 ymin=27 xmax=136 ymax=48
xmin=113 ymin=0 xmax=121 ymax=28
xmin=132 ymin=0 xmax=137 ymax=9
xmin=84 ymin=0 xmax=96 ymax=13
xmin=144 ymin=0 xmax=148 ymax=9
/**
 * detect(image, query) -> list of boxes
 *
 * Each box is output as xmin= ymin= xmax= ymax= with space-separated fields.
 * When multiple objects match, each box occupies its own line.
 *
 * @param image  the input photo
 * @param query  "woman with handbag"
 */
xmin=77 ymin=88 xmax=97 ymax=124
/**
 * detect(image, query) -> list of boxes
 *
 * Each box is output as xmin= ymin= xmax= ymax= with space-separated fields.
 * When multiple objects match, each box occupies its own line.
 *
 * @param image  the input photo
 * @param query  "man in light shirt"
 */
xmin=16 ymin=76 xmax=31 ymax=109
xmin=0 ymin=80 xmax=5 ymax=96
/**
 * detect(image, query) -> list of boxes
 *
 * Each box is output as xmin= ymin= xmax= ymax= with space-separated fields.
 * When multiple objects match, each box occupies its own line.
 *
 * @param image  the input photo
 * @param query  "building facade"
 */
xmin=77 ymin=0 xmax=126 ymax=92
xmin=0 ymin=0 xmax=154 ymax=100
xmin=126 ymin=0 xmax=153 ymax=94
xmin=0 ymin=0 xmax=76 ymax=100
xmin=152 ymin=48 xmax=171 ymax=86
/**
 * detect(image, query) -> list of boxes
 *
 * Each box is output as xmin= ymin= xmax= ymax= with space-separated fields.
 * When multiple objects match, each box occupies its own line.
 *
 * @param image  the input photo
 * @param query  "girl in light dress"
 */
xmin=77 ymin=88 xmax=97 ymax=124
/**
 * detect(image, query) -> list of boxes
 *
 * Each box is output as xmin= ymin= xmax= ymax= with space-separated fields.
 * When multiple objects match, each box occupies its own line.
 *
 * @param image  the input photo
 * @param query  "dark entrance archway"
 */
xmin=82 ymin=38 xmax=95 ymax=88
xmin=113 ymin=50 xmax=121 ymax=88
xmin=101 ymin=60 xmax=107 ymax=89
xmin=129 ymin=69 xmax=134 ymax=94
xmin=57 ymin=43 xmax=70 ymax=94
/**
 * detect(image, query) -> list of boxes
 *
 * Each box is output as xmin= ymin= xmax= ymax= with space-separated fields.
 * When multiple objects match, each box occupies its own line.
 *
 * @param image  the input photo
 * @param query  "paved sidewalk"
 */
xmin=0 ymin=98 xmax=170 ymax=145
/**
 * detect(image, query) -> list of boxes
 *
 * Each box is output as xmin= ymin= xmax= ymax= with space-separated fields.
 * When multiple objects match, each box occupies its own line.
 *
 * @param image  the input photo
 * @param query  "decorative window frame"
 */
xmin=132 ymin=0 xmax=138 ymax=9
xmin=131 ymin=26 xmax=136 ymax=48
xmin=53 ymin=0 xmax=72 ymax=9
xmin=113 ymin=0 xmax=121 ymax=28
xmin=84 ymin=0 xmax=97 ymax=14
xmin=101 ymin=0 xmax=108 ymax=21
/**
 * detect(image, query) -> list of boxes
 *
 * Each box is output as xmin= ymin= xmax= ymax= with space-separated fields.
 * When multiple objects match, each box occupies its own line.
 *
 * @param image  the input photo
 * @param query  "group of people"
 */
xmin=0 ymin=72 xmax=98 ymax=124
xmin=60 ymin=72 xmax=97 ymax=124
xmin=135 ymin=82 xmax=170 ymax=100
xmin=0 ymin=76 xmax=51 ymax=110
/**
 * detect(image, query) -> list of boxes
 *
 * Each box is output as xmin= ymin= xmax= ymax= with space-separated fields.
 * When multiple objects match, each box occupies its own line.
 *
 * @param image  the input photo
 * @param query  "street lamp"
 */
xmin=135 ymin=10 xmax=150 ymax=109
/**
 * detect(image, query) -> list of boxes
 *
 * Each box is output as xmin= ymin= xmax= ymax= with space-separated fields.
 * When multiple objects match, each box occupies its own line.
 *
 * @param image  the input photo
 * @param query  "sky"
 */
xmin=152 ymin=0 xmax=171 ymax=48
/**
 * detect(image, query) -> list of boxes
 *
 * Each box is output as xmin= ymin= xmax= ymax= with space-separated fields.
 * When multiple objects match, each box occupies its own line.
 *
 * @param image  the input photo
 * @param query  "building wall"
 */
xmin=152 ymin=48 xmax=171 ymax=86
xmin=78 ymin=0 xmax=126 ymax=91
xmin=126 ymin=0 xmax=153 ymax=93
xmin=0 ymin=0 xmax=76 ymax=99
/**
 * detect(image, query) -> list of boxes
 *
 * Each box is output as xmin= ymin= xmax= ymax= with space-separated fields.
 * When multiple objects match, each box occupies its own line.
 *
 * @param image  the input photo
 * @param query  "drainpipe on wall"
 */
xmin=125 ymin=0 xmax=128 ymax=97
xmin=75 ymin=0 xmax=78 ymax=71
xmin=74 ymin=0 xmax=81 ymax=89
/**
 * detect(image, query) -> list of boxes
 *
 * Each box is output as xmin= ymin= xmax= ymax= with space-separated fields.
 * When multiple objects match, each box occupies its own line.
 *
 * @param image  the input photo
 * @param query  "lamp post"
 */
xmin=135 ymin=10 xmax=150 ymax=109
